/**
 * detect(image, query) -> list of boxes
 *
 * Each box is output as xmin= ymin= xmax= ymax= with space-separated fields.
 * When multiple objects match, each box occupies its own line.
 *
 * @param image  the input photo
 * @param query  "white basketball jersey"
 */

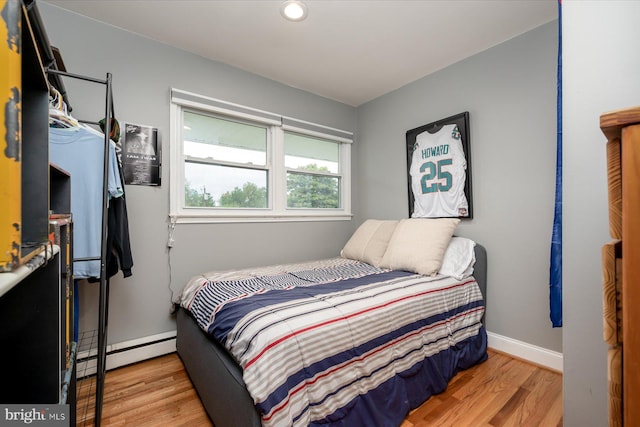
xmin=410 ymin=124 xmax=468 ymax=217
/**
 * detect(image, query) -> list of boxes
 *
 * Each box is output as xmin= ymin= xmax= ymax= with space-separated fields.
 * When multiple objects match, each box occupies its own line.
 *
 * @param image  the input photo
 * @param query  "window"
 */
xmin=170 ymin=89 xmax=352 ymax=222
xmin=285 ymin=132 xmax=340 ymax=209
xmin=183 ymin=112 xmax=269 ymax=209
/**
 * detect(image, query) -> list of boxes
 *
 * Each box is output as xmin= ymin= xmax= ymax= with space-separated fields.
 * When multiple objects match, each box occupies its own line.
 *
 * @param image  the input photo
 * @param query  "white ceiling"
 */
xmin=44 ymin=0 xmax=557 ymax=107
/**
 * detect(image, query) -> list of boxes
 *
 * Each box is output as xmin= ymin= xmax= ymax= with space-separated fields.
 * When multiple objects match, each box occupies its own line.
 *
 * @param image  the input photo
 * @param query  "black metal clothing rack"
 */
xmin=46 ymin=68 xmax=113 ymax=427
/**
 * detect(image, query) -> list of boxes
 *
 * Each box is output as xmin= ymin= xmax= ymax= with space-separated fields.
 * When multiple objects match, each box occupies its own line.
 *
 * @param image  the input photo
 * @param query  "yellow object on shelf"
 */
xmin=1 ymin=0 xmax=51 ymax=272
xmin=0 ymin=0 xmax=22 ymax=271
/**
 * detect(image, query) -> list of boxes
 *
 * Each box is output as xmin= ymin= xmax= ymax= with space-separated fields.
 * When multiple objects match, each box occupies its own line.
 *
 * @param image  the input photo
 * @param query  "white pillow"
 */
xmin=379 ymin=218 xmax=460 ymax=276
xmin=341 ymin=219 xmax=398 ymax=267
xmin=438 ymin=237 xmax=476 ymax=280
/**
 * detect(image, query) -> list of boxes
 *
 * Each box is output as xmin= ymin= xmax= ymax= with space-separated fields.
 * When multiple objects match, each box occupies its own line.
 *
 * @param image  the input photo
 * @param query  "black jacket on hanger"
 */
xmin=89 ymin=137 xmax=134 ymax=281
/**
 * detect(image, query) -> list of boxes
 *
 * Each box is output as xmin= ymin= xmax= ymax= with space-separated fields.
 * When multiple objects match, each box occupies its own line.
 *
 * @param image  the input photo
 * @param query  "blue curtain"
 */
xmin=550 ymin=0 xmax=563 ymax=327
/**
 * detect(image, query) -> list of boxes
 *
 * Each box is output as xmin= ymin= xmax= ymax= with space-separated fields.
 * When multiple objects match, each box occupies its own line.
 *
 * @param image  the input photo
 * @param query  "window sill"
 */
xmin=169 ymin=212 xmax=353 ymax=224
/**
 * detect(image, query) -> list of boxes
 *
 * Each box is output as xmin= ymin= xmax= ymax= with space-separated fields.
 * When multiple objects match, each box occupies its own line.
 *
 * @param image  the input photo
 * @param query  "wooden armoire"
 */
xmin=600 ymin=105 xmax=640 ymax=427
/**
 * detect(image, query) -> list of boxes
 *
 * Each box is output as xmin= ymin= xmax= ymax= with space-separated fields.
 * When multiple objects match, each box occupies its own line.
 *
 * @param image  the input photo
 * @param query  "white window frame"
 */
xmin=170 ymin=89 xmax=352 ymax=223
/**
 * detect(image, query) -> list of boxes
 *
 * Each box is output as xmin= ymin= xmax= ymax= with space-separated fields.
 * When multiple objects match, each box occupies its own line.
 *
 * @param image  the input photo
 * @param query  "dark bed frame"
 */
xmin=176 ymin=243 xmax=487 ymax=427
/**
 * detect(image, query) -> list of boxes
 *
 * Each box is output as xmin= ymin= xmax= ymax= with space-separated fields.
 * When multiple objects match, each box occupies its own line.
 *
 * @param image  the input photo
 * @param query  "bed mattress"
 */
xmin=178 ymin=256 xmax=487 ymax=427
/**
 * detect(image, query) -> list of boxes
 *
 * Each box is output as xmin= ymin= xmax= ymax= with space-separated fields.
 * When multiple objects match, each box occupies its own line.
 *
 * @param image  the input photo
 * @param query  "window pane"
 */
xmin=284 ymin=132 xmax=339 ymax=173
xmin=185 ymin=162 xmax=267 ymax=208
xmin=183 ymin=111 xmax=267 ymax=166
xmin=287 ymin=172 xmax=340 ymax=208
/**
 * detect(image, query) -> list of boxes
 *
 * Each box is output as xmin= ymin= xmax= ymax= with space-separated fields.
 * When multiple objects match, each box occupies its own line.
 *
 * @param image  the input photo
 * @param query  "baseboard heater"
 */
xmin=73 ymin=329 xmax=563 ymax=378
xmin=76 ymin=330 xmax=177 ymax=379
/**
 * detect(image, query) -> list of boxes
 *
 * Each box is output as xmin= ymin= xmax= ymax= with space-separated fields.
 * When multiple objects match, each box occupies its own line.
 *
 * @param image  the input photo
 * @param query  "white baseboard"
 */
xmin=487 ymin=331 xmax=563 ymax=372
xmin=74 ymin=329 xmax=562 ymax=378
xmin=76 ymin=330 xmax=177 ymax=378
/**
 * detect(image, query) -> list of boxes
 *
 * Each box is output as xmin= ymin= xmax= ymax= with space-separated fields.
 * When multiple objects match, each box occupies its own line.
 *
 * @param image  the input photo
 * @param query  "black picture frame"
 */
xmin=406 ymin=111 xmax=472 ymax=219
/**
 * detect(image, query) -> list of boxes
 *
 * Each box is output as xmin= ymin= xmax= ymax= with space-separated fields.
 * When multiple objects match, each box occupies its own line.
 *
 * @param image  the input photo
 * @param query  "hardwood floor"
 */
xmin=76 ymin=349 xmax=562 ymax=427
xmin=400 ymin=350 xmax=562 ymax=427
xmin=76 ymin=354 xmax=211 ymax=427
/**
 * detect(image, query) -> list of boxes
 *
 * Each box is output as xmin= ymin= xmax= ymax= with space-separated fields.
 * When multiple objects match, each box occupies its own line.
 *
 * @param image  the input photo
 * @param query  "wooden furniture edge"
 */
xmin=600 ymin=105 xmax=640 ymax=140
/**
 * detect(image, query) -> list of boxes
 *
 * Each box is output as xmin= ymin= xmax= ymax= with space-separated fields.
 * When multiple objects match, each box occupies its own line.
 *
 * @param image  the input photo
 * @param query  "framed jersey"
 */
xmin=406 ymin=111 xmax=472 ymax=219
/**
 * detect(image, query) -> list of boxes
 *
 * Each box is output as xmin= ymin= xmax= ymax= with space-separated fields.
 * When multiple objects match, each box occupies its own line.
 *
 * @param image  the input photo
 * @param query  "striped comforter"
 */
xmin=180 ymin=257 xmax=487 ymax=427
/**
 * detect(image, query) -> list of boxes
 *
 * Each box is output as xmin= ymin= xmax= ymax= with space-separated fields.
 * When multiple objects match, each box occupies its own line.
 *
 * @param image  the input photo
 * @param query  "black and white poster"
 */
xmin=122 ymin=123 xmax=161 ymax=186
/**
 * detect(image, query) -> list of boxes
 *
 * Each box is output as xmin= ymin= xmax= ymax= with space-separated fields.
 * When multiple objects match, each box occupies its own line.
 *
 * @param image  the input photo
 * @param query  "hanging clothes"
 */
xmin=100 ymin=116 xmax=133 ymax=279
xmin=91 ymin=117 xmax=134 ymax=280
xmin=49 ymin=125 xmax=123 ymax=279
xmin=549 ymin=0 xmax=563 ymax=327
xmin=104 ymin=193 xmax=134 ymax=278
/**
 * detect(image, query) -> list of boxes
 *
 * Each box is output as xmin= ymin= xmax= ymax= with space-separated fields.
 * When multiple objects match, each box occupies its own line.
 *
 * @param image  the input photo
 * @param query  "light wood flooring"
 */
xmin=76 ymin=349 xmax=562 ymax=427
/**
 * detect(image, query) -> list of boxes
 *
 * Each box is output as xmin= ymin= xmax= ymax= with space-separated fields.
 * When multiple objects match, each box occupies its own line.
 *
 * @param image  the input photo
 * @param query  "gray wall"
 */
xmin=356 ymin=22 xmax=563 ymax=353
xmin=39 ymin=3 xmax=357 ymax=344
xmin=562 ymin=2 xmax=640 ymax=426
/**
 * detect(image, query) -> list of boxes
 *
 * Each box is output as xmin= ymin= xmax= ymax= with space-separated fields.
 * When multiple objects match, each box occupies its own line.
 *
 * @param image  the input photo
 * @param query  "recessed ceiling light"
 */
xmin=280 ymin=0 xmax=308 ymax=22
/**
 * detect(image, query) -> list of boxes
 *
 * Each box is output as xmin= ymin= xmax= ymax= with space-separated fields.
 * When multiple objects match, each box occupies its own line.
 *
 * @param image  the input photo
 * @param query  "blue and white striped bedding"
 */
xmin=180 ymin=257 xmax=487 ymax=427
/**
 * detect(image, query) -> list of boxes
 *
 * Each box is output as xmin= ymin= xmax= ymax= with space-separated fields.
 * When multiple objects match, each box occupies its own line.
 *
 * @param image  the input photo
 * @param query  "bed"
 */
xmin=175 ymin=218 xmax=488 ymax=427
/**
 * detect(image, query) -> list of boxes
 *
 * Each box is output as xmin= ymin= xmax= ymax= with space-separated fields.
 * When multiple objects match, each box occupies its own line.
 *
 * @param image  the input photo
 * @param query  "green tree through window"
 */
xmin=184 ymin=181 xmax=215 ymax=207
xmin=287 ymin=164 xmax=339 ymax=208
xmin=219 ymin=182 xmax=267 ymax=208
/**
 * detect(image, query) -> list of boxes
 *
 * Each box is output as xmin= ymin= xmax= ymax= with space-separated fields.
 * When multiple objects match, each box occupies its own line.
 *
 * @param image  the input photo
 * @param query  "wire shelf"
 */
xmin=75 ymin=329 xmax=99 ymax=426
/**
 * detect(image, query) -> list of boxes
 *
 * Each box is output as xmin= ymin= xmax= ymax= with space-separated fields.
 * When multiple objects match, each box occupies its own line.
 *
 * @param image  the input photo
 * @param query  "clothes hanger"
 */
xmin=49 ymin=87 xmax=63 ymax=110
xmin=49 ymin=108 xmax=79 ymax=128
xmin=49 ymin=86 xmax=79 ymax=128
xmin=426 ymin=122 xmax=444 ymax=134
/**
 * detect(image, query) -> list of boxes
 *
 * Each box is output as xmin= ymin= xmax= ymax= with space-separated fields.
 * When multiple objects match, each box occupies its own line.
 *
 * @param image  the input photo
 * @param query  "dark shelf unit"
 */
xmin=0 ymin=248 xmax=62 ymax=403
xmin=50 ymin=163 xmax=72 ymax=214
xmin=1 ymin=0 xmax=75 ymax=415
